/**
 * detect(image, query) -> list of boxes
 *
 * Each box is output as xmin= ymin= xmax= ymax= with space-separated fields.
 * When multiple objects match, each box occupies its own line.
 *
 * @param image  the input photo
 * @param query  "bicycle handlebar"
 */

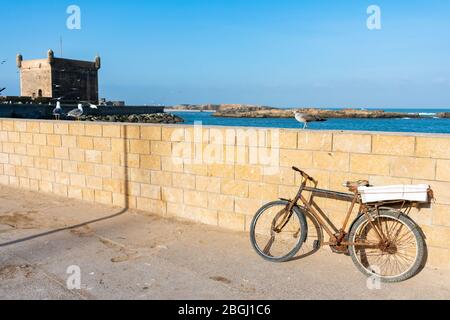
xmin=292 ymin=166 xmax=315 ymax=182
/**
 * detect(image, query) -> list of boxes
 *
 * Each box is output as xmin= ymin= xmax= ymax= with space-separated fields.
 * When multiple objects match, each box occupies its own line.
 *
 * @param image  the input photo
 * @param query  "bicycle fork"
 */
xmin=273 ymin=181 xmax=307 ymax=233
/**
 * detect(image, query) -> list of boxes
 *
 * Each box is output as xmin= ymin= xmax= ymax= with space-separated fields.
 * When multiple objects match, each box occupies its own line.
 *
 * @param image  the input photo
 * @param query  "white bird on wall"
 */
xmin=52 ymin=101 xmax=63 ymax=120
xmin=68 ymin=104 xmax=84 ymax=120
xmin=294 ymin=111 xmax=310 ymax=129
xmin=80 ymin=101 xmax=98 ymax=109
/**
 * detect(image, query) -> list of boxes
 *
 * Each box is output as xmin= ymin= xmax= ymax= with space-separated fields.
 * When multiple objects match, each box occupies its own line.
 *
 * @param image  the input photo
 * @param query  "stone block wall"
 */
xmin=0 ymin=119 xmax=448 ymax=270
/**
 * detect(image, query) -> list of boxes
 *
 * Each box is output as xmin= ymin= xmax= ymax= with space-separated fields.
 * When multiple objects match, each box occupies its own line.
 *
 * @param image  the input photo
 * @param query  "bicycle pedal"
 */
xmin=313 ymin=240 xmax=321 ymax=250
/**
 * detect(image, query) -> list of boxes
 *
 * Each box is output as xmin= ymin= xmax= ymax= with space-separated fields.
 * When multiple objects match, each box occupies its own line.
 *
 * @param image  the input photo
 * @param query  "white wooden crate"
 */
xmin=358 ymin=185 xmax=430 ymax=204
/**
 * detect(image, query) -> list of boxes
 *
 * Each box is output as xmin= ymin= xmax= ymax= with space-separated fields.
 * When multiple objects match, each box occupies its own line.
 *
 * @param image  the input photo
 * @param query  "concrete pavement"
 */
xmin=0 ymin=186 xmax=449 ymax=300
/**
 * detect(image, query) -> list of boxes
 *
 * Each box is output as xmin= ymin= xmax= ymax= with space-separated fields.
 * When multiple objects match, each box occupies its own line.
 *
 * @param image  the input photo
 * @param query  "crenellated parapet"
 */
xmin=16 ymin=54 xmax=23 ymax=68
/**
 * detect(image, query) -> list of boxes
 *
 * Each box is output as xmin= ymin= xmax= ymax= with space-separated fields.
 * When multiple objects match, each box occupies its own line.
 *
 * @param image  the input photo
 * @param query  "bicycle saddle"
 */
xmin=344 ymin=180 xmax=370 ymax=192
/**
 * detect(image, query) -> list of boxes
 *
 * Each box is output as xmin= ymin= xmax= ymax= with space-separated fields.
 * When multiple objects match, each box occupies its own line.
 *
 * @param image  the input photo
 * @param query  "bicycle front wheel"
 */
xmin=250 ymin=201 xmax=308 ymax=262
xmin=348 ymin=210 xmax=426 ymax=283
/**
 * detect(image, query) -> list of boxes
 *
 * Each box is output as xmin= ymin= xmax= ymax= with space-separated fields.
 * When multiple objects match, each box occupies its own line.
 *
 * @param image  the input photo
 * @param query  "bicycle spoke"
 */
xmin=353 ymin=215 xmax=419 ymax=278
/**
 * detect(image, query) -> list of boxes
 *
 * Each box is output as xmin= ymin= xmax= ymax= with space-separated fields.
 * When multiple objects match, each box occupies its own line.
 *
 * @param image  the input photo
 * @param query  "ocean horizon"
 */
xmin=171 ymin=108 xmax=450 ymax=134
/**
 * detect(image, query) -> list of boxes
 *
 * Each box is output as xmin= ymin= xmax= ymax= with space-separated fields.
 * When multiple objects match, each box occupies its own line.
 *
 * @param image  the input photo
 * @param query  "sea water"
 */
xmin=172 ymin=109 xmax=450 ymax=134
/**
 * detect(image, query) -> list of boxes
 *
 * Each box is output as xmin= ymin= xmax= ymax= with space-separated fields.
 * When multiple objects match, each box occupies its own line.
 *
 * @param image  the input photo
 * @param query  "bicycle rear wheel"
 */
xmin=250 ymin=201 xmax=308 ymax=262
xmin=348 ymin=210 xmax=425 ymax=282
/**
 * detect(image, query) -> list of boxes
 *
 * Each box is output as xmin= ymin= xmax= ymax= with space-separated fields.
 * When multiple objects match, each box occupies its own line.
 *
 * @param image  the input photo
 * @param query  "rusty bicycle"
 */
xmin=250 ymin=167 xmax=430 ymax=282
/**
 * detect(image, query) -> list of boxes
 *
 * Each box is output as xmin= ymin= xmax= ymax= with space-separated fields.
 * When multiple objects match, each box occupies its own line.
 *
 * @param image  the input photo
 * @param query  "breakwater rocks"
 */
xmin=80 ymin=113 xmax=184 ymax=124
xmin=438 ymin=112 xmax=450 ymax=118
xmin=168 ymin=104 xmax=423 ymax=119
xmin=213 ymin=106 xmax=422 ymax=119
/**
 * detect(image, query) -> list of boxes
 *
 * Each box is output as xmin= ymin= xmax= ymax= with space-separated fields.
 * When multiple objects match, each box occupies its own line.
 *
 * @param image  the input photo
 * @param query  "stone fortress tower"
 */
xmin=17 ymin=49 xmax=101 ymax=102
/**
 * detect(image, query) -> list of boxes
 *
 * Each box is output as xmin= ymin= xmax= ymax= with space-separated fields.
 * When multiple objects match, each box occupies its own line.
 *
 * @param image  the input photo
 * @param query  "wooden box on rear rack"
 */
xmin=358 ymin=185 xmax=430 ymax=204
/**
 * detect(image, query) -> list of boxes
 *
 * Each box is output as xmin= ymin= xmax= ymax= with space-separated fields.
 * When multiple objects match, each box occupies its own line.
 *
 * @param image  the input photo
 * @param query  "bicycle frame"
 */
xmin=285 ymin=168 xmax=388 ymax=248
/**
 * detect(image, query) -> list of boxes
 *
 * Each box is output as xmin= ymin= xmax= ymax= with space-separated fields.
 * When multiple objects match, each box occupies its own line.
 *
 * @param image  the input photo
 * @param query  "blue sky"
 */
xmin=1 ymin=0 xmax=449 ymax=108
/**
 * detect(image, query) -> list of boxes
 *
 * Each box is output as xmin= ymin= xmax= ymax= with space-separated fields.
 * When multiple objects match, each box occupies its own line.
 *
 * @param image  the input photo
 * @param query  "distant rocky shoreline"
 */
xmin=169 ymin=104 xmax=428 ymax=119
xmin=80 ymin=113 xmax=184 ymax=124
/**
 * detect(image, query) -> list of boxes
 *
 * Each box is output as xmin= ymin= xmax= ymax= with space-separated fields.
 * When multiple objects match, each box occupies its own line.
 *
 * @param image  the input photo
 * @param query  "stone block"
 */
xmin=151 ymin=141 xmax=172 ymax=156
xmin=416 ymin=137 xmax=450 ymax=159
xmin=140 ymin=184 xmax=161 ymax=200
xmin=333 ymin=133 xmax=371 ymax=153
xmin=279 ymin=130 xmax=298 ymax=149
xmin=102 ymin=125 xmax=121 ymax=138
xmin=208 ymin=164 xmax=235 ymax=178
xmin=390 ymin=157 xmax=436 ymax=180
xmin=436 ymin=160 xmax=450 ymax=182
xmin=172 ymin=173 xmax=196 ymax=190
xmin=234 ymin=198 xmax=262 ymax=216
xmin=195 ymin=176 xmax=221 ymax=193
xmin=280 ymin=149 xmax=313 ymax=168
xmin=95 ymin=190 xmax=112 ymax=205
xmin=235 ymin=165 xmax=262 ymax=181
xmin=221 ymin=179 xmax=248 ymax=197
xmin=130 ymin=140 xmax=150 ymax=154
xmin=298 ymin=132 xmax=332 ymax=151
xmin=208 ymin=193 xmax=234 ymax=212
xmin=248 ymin=182 xmax=278 ymax=200
xmin=162 ymin=127 xmax=184 ymax=142
xmin=162 ymin=187 xmax=184 ymax=203
xmin=54 ymin=123 xmax=69 ymax=135
xmin=372 ymin=135 xmax=415 ymax=156
xmin=151 ymin=171 xmax=172 ymax=187
xmin=432 ymin=204 xmax=450 ymax=227
xmin=85 ymin=124 xmax=103 ymax=137
xmin=93 ymin=137 xmax=111 ymax=151
xmin=313 ymin=152 xmax=349 ymax=172
xmin=350 ymin=154 xmax=390 ymax=175
xmin=140 ymin=155 xmax=161 ymax=170
xmin=141 ymin=126 xmax=162 ymax=141
xmin=33 ymin=133 xmax=47 ymax=146
xmin=184 ymin=190 xmax=208 ymax=208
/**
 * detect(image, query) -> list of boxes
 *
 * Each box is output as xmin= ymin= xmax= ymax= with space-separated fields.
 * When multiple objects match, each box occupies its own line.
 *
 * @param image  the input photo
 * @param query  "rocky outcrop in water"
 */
xmin=167 ymin=104 xmax=430 ymax=119
xmin=80 ymin=113 xmax=184 ymax=124
xmin=437 ymin=112 xmax=450 ymax=118
xmin=213 ymin=106 xmax=422 ymax=119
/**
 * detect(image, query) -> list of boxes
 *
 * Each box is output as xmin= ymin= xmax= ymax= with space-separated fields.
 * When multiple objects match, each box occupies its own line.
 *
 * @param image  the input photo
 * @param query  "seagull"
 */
xmin=52 ymin=101 xmax=63 ymax=120
xmin=294 ymin=111 xmax=326 ymax=129
xmin=1 ymin=60 xmax=6 ymax=65
xmin=0 ymin=88 xmax=5 ymax=94
xmin=67 ymin=104 xmax=84 ymax=121
xmin=294 ymin=111 xmax=310 ymax=129
xmin=80 ymin=101 xmax=98 ymax=109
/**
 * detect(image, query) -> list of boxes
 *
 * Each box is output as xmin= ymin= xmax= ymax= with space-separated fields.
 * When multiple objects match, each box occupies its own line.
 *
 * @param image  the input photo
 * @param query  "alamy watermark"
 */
xmin=66 ymin=5 xmax=81 ymax=30
xmin=169 ymin=122 xmax=281 ymax=175
xmin=367 ymin=5 xmax=382 ymax=30
xmin=66 ymin=265 xmax=81 ymax=290
xmin=366 ymin=265 xmax=382 ymax=290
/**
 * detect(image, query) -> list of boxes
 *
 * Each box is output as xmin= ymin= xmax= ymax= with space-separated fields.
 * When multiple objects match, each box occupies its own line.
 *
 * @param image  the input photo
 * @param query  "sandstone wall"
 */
xmin=0 ymin=119 xmax=448 ymax=269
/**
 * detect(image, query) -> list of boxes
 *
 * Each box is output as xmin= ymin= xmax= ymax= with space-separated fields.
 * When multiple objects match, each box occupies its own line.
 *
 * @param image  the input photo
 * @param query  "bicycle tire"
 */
xmin=250 ymin=200 xmax=308 ymax=262
xmin=348 ymin=209 xmax=426 ymax=283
